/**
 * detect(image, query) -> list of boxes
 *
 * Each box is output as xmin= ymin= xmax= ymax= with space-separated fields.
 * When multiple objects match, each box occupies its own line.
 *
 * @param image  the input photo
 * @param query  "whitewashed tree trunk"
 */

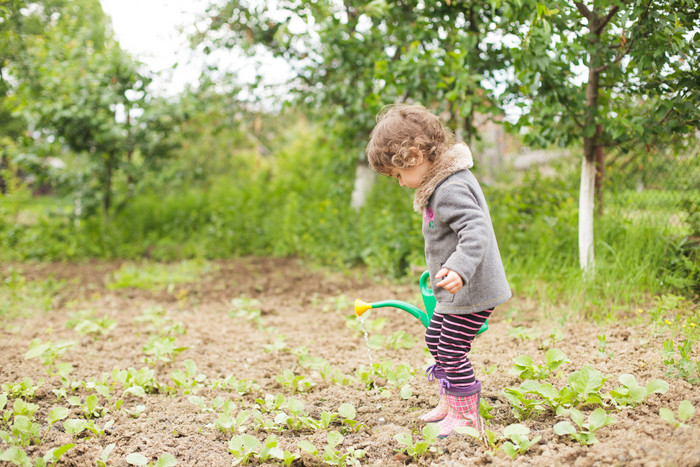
xmin=350 ymin=163 xmax=376 ymax=210
xmin=579 ymin=156 xmax=596 ymax=276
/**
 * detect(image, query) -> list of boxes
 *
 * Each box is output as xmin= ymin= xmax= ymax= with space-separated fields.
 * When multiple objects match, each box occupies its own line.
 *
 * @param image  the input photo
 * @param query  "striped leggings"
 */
xmin=425 ymin=309 xmax=492 ymax=387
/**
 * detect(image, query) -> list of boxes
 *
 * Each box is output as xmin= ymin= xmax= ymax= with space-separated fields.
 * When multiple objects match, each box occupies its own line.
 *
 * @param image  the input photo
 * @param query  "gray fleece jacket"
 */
xmin=414 ymin=144 xmax=511 ymax=315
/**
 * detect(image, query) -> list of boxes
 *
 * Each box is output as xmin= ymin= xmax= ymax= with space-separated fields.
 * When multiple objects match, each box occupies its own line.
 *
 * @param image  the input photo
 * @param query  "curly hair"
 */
xmin=366 ymin=104 xmax=454 ymax=176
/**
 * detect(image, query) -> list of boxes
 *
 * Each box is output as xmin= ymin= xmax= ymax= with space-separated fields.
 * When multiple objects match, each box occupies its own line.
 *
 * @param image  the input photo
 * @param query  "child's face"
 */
xmin=390 ymin=160 xmax=432 ymax=189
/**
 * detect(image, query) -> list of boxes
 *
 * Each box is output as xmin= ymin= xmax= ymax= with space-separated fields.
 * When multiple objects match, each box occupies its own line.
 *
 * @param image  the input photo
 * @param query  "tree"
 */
xmin=8 ymin=0 xmax=176 ymax=215
xmin=196 ymin=0 xmax=511 ymax=148
xmin=508 ymin=0 xmax=700 ymax=274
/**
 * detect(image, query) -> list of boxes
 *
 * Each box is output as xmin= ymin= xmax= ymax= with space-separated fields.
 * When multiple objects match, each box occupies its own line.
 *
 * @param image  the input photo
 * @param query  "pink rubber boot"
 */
xmin=437 ymin=380 xmax=481 ymax=438
xmin=419 ymin=365 xmax=449 ymax=423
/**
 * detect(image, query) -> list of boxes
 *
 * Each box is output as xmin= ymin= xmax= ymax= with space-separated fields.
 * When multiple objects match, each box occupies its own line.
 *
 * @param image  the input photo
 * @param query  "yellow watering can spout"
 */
xmin=354 ymin=299 xmax=373 ymax=317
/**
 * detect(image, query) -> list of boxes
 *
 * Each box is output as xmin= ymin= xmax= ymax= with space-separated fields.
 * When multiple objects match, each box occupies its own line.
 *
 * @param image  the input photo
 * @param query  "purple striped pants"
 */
xmin=425 ymin=309 xmax=492 ymax=387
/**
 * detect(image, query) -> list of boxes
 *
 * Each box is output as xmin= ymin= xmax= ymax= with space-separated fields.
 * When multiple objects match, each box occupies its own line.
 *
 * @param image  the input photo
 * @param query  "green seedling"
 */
xmin=275 ymin=369 xmax=314 ymax=392
xmin=24 ymin=338 xmax=77 ymax=376
xmin=659 ymin=400 xmax=695 ymax=429
xmin=596 ymin=334 xmax=614 ymax=358
xmin=5 ymin=414 xmax=41 ymax=446
xmin=255 ymin=393 xmax=287 ymax=413
xmin=229 ymin=297 xmax=265 ymax=327
xmin=133 ymin=306 xmax=186 ymax=336
xmin=318 ymin=363 xmax=354 ymax=386
xmin=7 ymin=398 xmax=39 ymax=419
xmin=274 ymin=397 xmax=317 ymax=431
xmin=1 ymin=442 xmax=74 ymax=467
xmin=2 ymin=378 xmax=43 ymax=400
xmin=540 ymin=327 xmax=564 ymax=350
xmin=113 ymin=367 xmax=160 ymax=395
xmin=479 ymin=399 xmax=496 ymax=422
xmin=503 ymin=385 xmax=546 ymax=421
xmin=123 ymin=404 xmax=146 ymax=419
xmin=345 ymin=315 xmax=386 ymax=335
xmin=662 ymin=338 xmax=699 ymax=383
xmin=510 ymin=348 xmax=570 ymax=381
xmin=107 ymin=260 xmax=209 ymax=290
xmin=299 ymin=431 xmax=365 ymax=466
xmin=553 ymin=407 xmax=616 ymax=445
xmin=63 ymin=418 xmax=114 ymax=437
xmin=384 ymin=330 xmax=416 ymax=350
xmin=337 ymin=403 xmax=365 ymax=433
xmin=228 ymin=434 xmax=297 ymax=466
xmin=96 ymin=443 xmax=116 ymax=467
xmin=125 ymin=452 xmax=178 ymax=466
xmin=211 ymin=375 xmax=259 ymax=395
xmin=66 ymin=309 xmax=117 ymax=338
xmin=143 ymin=335 xmax=189 ymax=365
xmin=500 ymin=424 xmax=541 ymax=459
xmin=264 ymin=336 xmax=289 ymax=353
xmin=508 ymin=326 xmax=541 ymax=341
xmin=394 ymin=423 xmax=441 ymax=459
xmin=607 ymin=374 xmax=668 ymax=408
xmin=210 ymin=399 xmax=251 ymax=436
xmin=170 ymin=359 xmax=207 ymax=394
xmin=67 ymin=395 xmax=105 ymax=419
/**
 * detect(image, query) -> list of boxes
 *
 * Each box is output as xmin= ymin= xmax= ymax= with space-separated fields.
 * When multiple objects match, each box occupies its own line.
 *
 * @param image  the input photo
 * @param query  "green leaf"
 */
xmin=659 ymin=407 xmax=676 ymax=424
xmin=338 ymin=403 xmax=355 ymax=419
xmin=124 ymin=386 xmax=146 ymax=398
xmin=588 ymin=408 xmax=615 ymax=431
xmin=155 ymin=453 xmax=178 ymax=467
xmin=126 ymin=452 xmax=149 ymax=466
xmin=48 ymin=407 xmax=70 ymax=424
xmin=645 ymin=379 xmax=669 ymax=396
xmin=327 ymin=430 xmax=343 ymax=448
xmin=618 ymin=374 xmax=639 ymax=389
xmin=394 ymin=432 xmax=413 ymax=447
xmin=298 ymin=440 xmax=318 ymax=454
xmin=400 ymin=384 xmax=413 ymax=399
xmin=553 ymin=421 xmax=576 ymax=436
xmin=453 ymin=426 xmax=481 ymax=438
xmin=678 ymin=400 xmax=695 ymax=422
xmin=503 ymin=423 xmax=529 ymax=437
xmin=422 ymin=422 xmax=440 ymax=441
xmin=501 ymin=441 xmax=518 ymax=459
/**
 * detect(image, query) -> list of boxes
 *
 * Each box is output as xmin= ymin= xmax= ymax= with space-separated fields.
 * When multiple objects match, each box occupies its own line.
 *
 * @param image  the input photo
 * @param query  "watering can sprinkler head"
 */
xmin=354 ymin=299 xmax=373 ymax=317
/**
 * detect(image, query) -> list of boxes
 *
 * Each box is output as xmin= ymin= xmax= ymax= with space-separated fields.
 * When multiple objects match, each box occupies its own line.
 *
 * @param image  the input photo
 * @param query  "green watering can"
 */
xmin=354 ymin=270 xmax=488 ymax=335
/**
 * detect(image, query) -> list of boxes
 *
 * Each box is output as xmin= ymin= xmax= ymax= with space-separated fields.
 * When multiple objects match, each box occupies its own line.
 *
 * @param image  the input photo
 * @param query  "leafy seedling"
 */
xmin=394 ymin=423 xmax=441 ymax=458
xmin=2 ymin=378 xmax=43 ymax=400
xmin=510 ymin=348 xmax=569 ymax=381
xmin=607 ymin=374 xmax=668 ymax=408
xmin=275 ymin=369 xmax=313 ymax=392
xmin=554 ymin=407 xmax=616 ymax=445
xmin=170 ymin=359 xmax=207 ymax=394
xmin=659 ymin=400 xmax=695 ymax=429
xmin=500 ymin=424 xmax=541 ymax=459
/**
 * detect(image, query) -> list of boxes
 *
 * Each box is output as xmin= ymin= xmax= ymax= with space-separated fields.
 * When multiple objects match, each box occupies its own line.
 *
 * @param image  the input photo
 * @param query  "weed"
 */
xmin=659 ymin=400 xmax=695 ymax=429
xmin=662 ymin=338 xmax=699 ymax=383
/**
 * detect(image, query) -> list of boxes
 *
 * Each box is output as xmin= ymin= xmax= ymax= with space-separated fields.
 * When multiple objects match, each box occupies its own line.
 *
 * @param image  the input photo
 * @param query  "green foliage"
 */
xmin=659 ymin=400 xmax=695 ymax=429
xmin=662 ymin=338 xmax=700 ymax=384
xmin=394 ymin=423 xmax=441 ymax=459
xmin=553 ymin=408 xmax=616 ymax=445
xmin=606 ymin=375 xmax=668 ymax=408
xmin=510 ymin=348 xmax=570 ymax=381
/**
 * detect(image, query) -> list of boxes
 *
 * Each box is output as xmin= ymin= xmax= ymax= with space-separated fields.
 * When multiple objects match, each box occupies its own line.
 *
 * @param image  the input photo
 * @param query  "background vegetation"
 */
xmin=1 ymin=0 xmax=699 ymax=308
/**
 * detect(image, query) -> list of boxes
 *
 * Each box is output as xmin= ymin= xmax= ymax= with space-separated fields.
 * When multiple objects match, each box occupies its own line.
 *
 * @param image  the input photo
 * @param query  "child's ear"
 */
xmin=407 ymin=146 xmax=424 ymax=165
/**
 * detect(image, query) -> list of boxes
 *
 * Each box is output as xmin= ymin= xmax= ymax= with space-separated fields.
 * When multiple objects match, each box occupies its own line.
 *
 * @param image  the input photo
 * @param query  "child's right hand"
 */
xmin=436 ymin=268 xmax=463 ymax=294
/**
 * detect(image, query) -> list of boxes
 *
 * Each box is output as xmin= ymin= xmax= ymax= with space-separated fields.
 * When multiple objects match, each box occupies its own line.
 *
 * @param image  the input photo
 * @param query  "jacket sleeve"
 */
xmin=432 ymin=180 xmax=490 ymax=284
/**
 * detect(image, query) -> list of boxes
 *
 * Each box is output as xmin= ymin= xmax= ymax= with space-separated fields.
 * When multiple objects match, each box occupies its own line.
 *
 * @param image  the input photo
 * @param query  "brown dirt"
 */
xmin=1 ymin=257 xmax=699 ymax=466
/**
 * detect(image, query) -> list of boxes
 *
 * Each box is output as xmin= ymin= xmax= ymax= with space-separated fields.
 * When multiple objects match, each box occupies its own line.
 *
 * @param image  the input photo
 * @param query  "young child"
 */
xmin=366 ymin=104 xmax=511 ymax=438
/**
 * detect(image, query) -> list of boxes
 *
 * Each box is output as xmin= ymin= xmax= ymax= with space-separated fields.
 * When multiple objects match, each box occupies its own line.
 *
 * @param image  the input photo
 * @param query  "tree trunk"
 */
xmin=594 ymin=123 xmax=605 ymax=216
xmin=579 ymin=156 xmax=596 ymax=277
xmin=103 ymin=151 xmax=114 ymax=214
xmin=0 ymin=154 xmax=6 ymax=194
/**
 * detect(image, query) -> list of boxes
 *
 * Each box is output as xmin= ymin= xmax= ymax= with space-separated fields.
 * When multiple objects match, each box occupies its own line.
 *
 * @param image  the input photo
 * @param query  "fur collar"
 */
xmin=413 ymin=143 xmax=474 ymax=213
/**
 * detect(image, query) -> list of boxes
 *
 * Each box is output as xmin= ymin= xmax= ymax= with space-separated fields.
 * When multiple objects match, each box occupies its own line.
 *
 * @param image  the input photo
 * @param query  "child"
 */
xmin=366 ymin=104 xmax=511 ymax=438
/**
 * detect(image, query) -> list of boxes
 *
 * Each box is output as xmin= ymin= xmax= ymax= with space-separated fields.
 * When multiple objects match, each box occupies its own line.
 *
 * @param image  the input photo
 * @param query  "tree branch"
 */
xmin=574 ymin=2 xmax=594 ymax=21
xmin=596 ymin=5 xmax=620 ymax=33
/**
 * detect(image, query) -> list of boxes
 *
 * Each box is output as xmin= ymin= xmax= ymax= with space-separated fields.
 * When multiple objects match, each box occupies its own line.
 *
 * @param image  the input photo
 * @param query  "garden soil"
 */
xmin=1 ymin=257 xmax=699 ymax=466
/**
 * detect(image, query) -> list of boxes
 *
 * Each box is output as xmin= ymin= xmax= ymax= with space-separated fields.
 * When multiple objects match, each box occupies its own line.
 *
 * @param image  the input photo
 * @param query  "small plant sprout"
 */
xmin=24 ymin=338 xmax=77 ymax=376
xmin=554 ymin=407 xmax=616 ymax=445
xmin=508 ymin=326 xmax=541 ymax=341
xmin=170 ymin=359 xmax=207 ymax=394
xmin=394 ymin=423 xmax=441 ymax=459
xmin=142 ymin=335 xmax=189 ymax=365
xmin=597 ymin=333 xmax=613 ymax=358
xmin=662 ymin=338 xmax=699 ymax=384
xmin=500 ymin=424 xmax=541 ymax=459
xmin=275 ymin=369 xmax=314 ymax=392
xmin=125 ymin=452 xmax=178 ymax=466
xmin=660 ymin=400 xmax=695 ymax=429
xmin=96 ymin=443 xmax=116 ymax=467
xmin=606 ymin=374 xmax=669 ymax=408
xmin=510 ymin=348 xmax=570 ymax=381
xmin=299 ymin=431 xmax=365 ymax=466
xmin=228 ymin=434 xmax=297 ymax=466
xmin=2 ymin=377 xmax=43 ymax=399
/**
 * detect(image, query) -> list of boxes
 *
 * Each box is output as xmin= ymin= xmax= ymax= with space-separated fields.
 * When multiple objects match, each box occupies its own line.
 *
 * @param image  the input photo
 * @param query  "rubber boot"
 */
xmin=437 ymin=380 xmax=481 ymax=438
xmin=418 ymin=365 xmax=449 ymax=423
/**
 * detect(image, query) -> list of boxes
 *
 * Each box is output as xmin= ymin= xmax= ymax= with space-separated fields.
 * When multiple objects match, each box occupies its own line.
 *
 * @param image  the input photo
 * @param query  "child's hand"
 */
xmin=436 ymin=268 xmax=463 ymax=294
